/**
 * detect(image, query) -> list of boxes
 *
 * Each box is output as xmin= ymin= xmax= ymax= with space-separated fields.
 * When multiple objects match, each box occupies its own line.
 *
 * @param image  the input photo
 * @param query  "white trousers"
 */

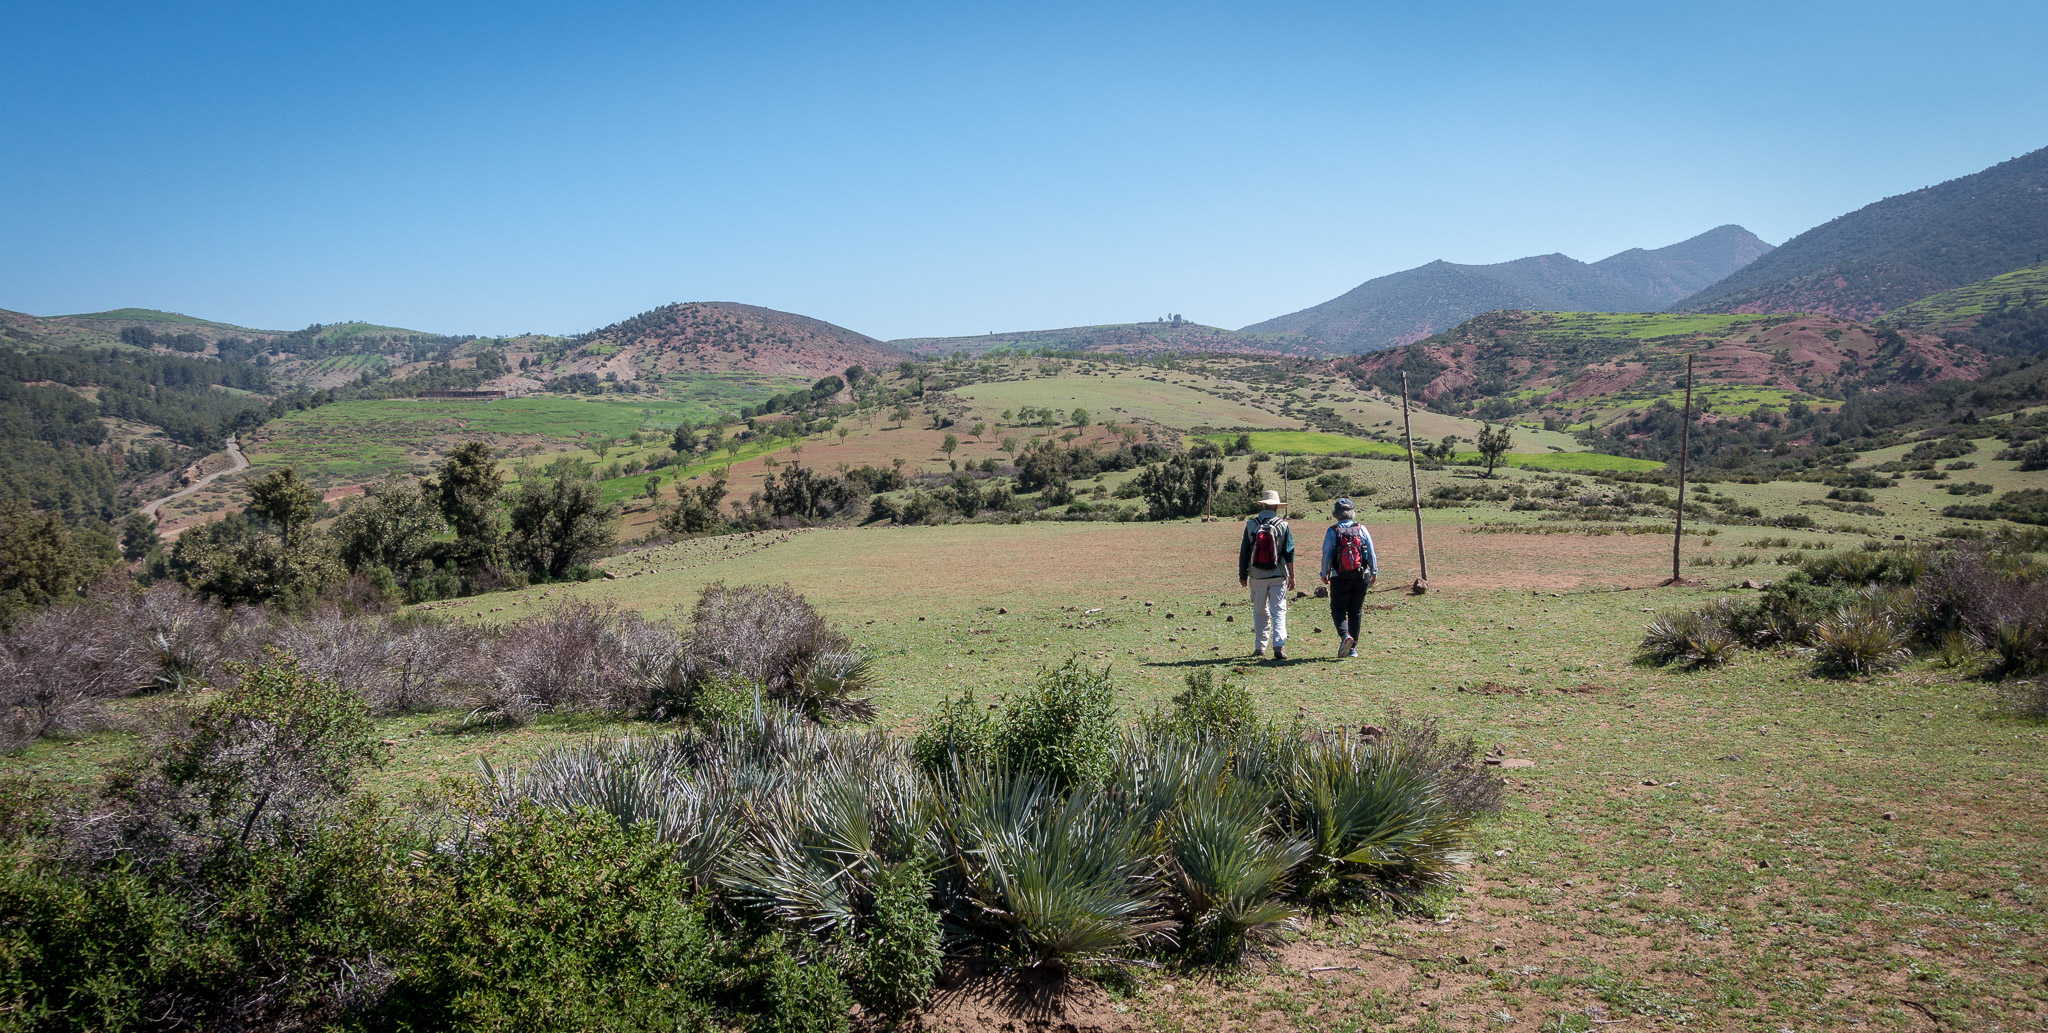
xmin=1249 ymin=575 xmax=1289 ymax=651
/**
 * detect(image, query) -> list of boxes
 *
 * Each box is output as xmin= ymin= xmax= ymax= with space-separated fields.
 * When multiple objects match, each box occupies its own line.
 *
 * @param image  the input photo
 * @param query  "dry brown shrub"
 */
xmin=473 ymin=601 xmax=634 ymax=723
xmin=0 ymin=598 xmax=160 ymax=750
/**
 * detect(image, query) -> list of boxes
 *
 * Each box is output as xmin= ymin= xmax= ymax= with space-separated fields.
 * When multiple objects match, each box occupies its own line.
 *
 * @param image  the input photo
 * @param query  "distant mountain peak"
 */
xmin=1240 ymin=226 xmax=1771 ymax=354
xmin=1677 ymin=146 xmax=2048 ymax=317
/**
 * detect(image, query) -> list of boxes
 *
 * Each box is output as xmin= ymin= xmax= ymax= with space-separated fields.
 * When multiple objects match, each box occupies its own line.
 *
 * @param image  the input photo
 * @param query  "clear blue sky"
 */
xmin=4 ymin=1 xmax=2044 ymax=341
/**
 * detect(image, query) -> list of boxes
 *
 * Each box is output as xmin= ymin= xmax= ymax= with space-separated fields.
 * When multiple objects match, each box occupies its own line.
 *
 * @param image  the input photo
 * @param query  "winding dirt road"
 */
xmin=141 ymin=435 xmax=248 ymax=526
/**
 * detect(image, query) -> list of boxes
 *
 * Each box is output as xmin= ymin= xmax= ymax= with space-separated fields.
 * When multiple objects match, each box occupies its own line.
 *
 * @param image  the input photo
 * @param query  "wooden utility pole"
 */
xmin=1401 ymin=373 xmax=1430 ymax=592
xmin=1670 ymin=353 xmax=1695 ymax=584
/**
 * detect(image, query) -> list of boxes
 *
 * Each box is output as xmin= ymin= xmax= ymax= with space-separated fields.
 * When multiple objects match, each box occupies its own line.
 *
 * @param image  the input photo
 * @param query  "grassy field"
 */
xmin=1192 ymin=430 xmax=1664 ymax=472
xmin=953 ymin=373 xmax=1299 ymax=430
xmin=243 ymin=395 xmax=706 ymax=485
xmin=17 ymin=512 xmax=2047 ymax=1031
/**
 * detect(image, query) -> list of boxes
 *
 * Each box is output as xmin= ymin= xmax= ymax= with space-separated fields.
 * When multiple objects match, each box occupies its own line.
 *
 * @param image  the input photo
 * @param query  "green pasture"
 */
xmin=953 ymin=374 xmax=1298 ymax=430
xmin=1191 ymin=430 xmax=1659 ymax=471
xmin=247 ymin=395 xmax=707 ymax=485
xmin=1523 ymin=311 xmax=1789 ymax=341
xmin=1195 ymin=429 xmax=1405 ymax=456
xmin=651 ymin=371 xmax=813 ymax=421
xmin=1884 ymin=262 xmax=2048 ymax=329
xmin=1602 ymin=384 xmax=1833 ymax=418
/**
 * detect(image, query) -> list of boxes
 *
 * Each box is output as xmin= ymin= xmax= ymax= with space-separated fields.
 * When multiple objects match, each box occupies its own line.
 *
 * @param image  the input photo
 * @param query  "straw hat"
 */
xmin=1257 ymin=489 xmax=1287 ymax=508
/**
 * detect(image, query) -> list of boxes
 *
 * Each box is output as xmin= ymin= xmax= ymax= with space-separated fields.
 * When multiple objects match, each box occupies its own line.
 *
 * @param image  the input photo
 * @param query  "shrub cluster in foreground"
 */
xmin=1 ymin=651 xmax=1498 ymax=1031
xmin=0 ymin=580 xmax=870 ymax=752
xmin=1639 ymin=542 xmax=2048 ymax=689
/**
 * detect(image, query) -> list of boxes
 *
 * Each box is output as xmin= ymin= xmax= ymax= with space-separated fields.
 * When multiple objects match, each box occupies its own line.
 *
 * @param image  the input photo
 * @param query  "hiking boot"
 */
xmin=1273 ymin=647 xmax=1288 ymax=661
xmin=1345 ymin=647 xmax=1359 ymax=658
xmin=1252 ymin=648 xmax=1265 ymax=658
xmin=1336 ymin=639 xmax=1350 ymax=658
xmin=1341 ymin=635 xmax=1356 ymax=655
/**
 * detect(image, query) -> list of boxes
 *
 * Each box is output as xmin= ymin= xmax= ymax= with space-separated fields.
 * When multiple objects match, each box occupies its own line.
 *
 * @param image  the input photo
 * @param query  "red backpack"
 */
xmin=1249 ymin=517 xmax=1282 ymax=567
xmin=1333 ymin=524 xmax=1369 ymax=578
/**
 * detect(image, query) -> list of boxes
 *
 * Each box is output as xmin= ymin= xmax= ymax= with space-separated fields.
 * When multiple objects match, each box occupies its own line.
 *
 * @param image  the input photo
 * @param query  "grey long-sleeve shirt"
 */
xmin=1319 ymin=519 xmax=1379 ymax=580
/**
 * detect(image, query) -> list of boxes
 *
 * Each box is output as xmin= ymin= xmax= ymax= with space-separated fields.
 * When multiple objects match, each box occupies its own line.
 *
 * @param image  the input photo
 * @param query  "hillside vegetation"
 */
xmin=894 ymin=319 xmax=1316 ymax=358
xmin=1882 ymin=261 xmax=2048 ymax=331
xmin=549 ymin=301 xmax=905 ymax=380
xmin=1336 ymin=309 xmax=1982 ymax=429
xmin=1242 ymin=225 xmax=1772 ymax=354
xmin=1679 ymin=146 xmax=2048 ymax=317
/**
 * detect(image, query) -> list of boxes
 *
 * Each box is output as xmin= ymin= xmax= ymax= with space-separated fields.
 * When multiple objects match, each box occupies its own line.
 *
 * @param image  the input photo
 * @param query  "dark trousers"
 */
xmin=1328 ymin=577 xmax=1367 ymax=641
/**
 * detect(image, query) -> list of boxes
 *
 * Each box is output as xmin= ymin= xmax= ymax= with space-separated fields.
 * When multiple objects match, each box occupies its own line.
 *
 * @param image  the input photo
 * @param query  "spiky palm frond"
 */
xmin=1282 ymin=738 xmax=1475 ymax=890
xmin=1811 ymin=605 xmax=1911 ymax=677
xmin=483 ymin=738 xmax=740 ymax=883
xmin=937 ymin=765 xmax=1173 ymax=970
xmin=784 ymin=648 xmax=878 ymax=722
xmin=1162 ymin=780 xmax=1308 ymax=958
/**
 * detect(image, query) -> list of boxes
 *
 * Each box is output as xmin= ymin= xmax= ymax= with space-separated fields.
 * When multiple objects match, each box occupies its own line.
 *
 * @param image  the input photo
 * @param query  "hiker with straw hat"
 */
xmin=1237 ymin=488 xmax=1296 ymax=660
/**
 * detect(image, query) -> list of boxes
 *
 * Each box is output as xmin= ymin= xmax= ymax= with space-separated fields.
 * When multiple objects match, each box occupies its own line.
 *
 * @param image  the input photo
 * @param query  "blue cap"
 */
xmin=1334 ymin=497 xmax=1355 ymax=516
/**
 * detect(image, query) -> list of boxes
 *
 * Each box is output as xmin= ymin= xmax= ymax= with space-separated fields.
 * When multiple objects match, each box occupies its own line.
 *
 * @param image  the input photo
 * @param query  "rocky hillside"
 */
xmin=552 ymin=301 xmax=904 ymax=381
xmin=1243 ymin=226 xmax=1771 ymax=354
xmin=1334 ymin=310 xmax=1986 ymax=428
xmin=1678 ymin=146 xmax=2048 ymax=318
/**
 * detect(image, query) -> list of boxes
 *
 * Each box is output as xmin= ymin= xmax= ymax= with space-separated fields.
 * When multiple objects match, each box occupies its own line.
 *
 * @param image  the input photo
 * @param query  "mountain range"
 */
xmin=1678 ymin=146 xmax=2048 ymax=318
xmin=1240 ymin=225 xmax=1774 ymax=354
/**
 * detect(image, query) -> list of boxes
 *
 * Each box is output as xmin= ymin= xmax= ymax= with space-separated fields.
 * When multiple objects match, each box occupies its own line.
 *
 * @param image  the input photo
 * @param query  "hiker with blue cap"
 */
xmin=1319 ymin=497 xmax=1378 ymax=658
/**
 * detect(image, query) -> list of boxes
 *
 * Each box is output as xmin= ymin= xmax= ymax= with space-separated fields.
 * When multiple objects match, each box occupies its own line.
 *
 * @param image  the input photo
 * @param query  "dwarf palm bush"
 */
xmin=1811 ymin=605 xmax=1911 ymax=677
xmin=1636 ymin=607 xmax=1738 ymax=669
xmin=1279 ymin=734 xmax=1476 ymax=891
xmin=936 ymin=765 xmax=1174 ymax=971
xmin=1159 ymin=779 xmax=1308 ymax=959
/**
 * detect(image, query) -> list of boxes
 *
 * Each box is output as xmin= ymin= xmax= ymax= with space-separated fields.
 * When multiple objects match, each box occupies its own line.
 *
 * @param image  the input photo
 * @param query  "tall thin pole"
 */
xmin=1401 ymin=373 xmax=1429 ymax=584
xmin=1672 ymin=353 xmax=1694 ymax=583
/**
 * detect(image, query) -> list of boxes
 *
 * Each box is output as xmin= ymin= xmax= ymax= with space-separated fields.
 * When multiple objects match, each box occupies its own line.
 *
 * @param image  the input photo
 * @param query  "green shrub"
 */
xmin=909 ymin=689 xmax=999 ymax=772
xmin=996 ymin=658 xmax=1119 ymax=790
xmin=1636 ymin=607 xmax=1737 ymax=669
xmin=0 ymin=806 xmax=398 ymax=1033
xmin=382 ymin=810 xmax=728 ymax=1032
xmin=846 ymin=861 xmax=942 ymax=1017
xmin=759 ymin=933 xmax=853 ymax=1033
xmin=1811 ymin=606 xmax=1911 ymax=678
xmin=1164 ymin=669 xmax=1258 ymax=739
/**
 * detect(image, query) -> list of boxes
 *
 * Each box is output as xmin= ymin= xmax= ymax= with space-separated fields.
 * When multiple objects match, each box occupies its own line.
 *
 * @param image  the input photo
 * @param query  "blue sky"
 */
xmin=4 ymin=1 xmax=2044 ymax=340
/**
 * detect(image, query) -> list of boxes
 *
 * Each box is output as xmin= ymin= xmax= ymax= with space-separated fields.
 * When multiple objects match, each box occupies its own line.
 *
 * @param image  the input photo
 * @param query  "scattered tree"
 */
xmin=245 ymin=468 xmax=322 ymax=544
xmin=670 ymin=424 xmax=699 ymax=456
xmin=1476 ymin=422 xmax=1514 ymax=478
xmin=505 ymin=459 xmax=618 ymax=580
xmin=436 ymin=441 xmax=505 ymax=563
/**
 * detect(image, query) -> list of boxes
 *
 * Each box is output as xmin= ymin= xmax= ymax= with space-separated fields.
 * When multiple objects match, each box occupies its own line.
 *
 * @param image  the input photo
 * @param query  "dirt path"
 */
xmin=141 ymin=435 xmax=248 ymax=529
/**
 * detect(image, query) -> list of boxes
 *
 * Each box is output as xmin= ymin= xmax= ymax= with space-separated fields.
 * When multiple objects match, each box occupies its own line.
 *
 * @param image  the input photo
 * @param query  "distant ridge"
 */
xmin=563 ymin=301 xmax=906 ymax=380
xmin=891 ymin=321 xmax=1315 ymax=358
xmin=1241 ymin=225 xmax=1772 ymax=354
xmin=1677 ymin=146 xmax=2048 ymax=318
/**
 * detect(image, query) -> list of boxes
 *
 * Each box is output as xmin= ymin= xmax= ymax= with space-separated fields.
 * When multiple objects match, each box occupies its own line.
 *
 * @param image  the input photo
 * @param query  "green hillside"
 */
xmin=58 ymin=308 xmax=219 ymax=324
xmin=1679 ymin=145 xmax=2048 ymax=317
xmin=1882 ymin=262 xmax=2048 ymax=331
